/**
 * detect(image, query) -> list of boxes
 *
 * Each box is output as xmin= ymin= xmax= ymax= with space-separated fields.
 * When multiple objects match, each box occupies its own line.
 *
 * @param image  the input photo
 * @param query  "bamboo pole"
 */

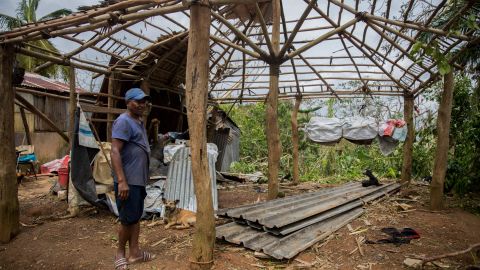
xmin=266 ymin=0 xmax=282 ymax=200
xmin=254 ymin=3 xmax=274 ymax=55
xmin=430 ymin=71 xmax=454 ymax=210
xmin=285 ymin=17 xmax=359 ymax=60
xmin=278 ymin=0 xmax=316 ymax=58
xmin=209 ymin=35 xmax=261 ymax=59
xmin=184 ymin=1 xmax=215 ymax=268
xmin=291 ymin=94 xmax=302 ymax=184
xmin=0 ymin=44 xmax=19 ymax=243
xmin=15 ymin=93 xmax=70 ymax=143
xmin=401 ymin=94 xmax=414 ymax=185
xmin=211 ymin=12 xmax=268 ymax=59
xmin=69 ymin=66 xmax=77 ymax=149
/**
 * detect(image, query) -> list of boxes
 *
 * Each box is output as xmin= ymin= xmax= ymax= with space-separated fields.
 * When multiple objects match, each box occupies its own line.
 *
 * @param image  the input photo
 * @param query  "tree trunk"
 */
xmin=185 ymin=2 xmax=214 ymax=269
xmin=266 ymin=0 xmax=282 ymax=200
xmin=430 ymin=71 xmax=454 ymax=210
xmin=291 ymin=95 xmax=302 ymax=184
xmin=0 ymin=44 xmax=20 ymax=243
xmin=401 ymin=94 xmax=414 ymax=185
xmin=69 ymin=66 xmax=76 ymax=149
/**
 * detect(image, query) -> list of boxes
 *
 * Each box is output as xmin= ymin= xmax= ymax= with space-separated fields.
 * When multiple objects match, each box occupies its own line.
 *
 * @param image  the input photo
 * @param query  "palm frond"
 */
xmin=39 ymin=8 xmax=72 ymax=21
xmin=16 ymin=0 xmax=29 ymax=22
xmin=0 ymin=14 xmax=22 ymax=30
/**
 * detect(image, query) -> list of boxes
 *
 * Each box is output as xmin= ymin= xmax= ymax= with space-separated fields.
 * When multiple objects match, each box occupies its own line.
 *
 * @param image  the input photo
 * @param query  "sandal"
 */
xmin=128 ymin=251 xmax=156 ymax=264
xmin=114 ymin=257 xmax=128 ymax=270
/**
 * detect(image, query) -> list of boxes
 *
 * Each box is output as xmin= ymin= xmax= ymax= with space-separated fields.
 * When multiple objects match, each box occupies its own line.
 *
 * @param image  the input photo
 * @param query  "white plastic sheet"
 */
xmin=342 ymin=117 xmax=378 ymax=141
xmin=305 ymin=117 xmax=343 ymax=143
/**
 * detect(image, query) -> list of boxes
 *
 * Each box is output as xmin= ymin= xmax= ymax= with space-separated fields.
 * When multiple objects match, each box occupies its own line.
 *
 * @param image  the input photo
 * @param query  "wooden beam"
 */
xmin=211 ymin=12 xmax=268 ymax=59
xmin=19 ymin=108 xmax=32 ymax=145
xmin=0 ymin=44 xmax=19 ymax=243
xmin=15 ymin=93 xmax=69 ymax=143
xmin=185 ymin=1 xmax=215 ymax=268
xmin=401 ymin=94 xmax=414 ymax=185
xmin=430 ymin=71 xmax=454 ymax=210
xmin=69 ymin=66 xmax=77 ymax=149
xmin=255 ymin=3 xmax=274 ymax=55
xmin=82 ymin=104 xmax=126 ymax=115
xmin=209 ymin=35 xmax=261 ymax=59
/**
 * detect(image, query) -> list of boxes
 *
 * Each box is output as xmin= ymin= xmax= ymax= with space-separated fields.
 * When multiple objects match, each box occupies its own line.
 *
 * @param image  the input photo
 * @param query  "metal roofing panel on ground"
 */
xmin=216 ymin=208 xmax=364 ymax=260
xmin=268 ymin=183 xmax=400 ymax=235
xmin=217 ymin=181 xmax=359 ymax=217
xmin=164 ymin=146 xmax=218 ymax=212
xmin=219 ymin=182 xmax=398 ymax=230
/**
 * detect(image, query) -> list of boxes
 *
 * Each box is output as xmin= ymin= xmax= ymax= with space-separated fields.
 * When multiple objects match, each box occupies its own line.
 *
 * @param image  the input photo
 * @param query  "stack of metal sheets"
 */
xmin=216 ymin=182 xmax=400 ymax=259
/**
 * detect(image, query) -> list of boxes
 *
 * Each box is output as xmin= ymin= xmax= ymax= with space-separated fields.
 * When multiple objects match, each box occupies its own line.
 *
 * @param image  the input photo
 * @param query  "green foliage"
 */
xmin=225 ymin=99 xmax=405 ymax=184
xmin=0 ymin=0 xmax=72 ymax=80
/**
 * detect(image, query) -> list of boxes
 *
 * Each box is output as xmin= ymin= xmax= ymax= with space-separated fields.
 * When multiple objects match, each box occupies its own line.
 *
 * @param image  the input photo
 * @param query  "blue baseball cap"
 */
xmin=125 ymin=88 xmax=151 ymax=102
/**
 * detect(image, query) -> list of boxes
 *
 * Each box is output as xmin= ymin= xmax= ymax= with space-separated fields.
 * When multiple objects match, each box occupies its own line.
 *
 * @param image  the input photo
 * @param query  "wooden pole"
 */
xmin=185 ymin=1 xmax=215 ymax=268
xmin=140 ymin=79 xmax=151 ymax=127
xmin=430 ymin=71 xmax=454 ymax=210
xmin=69 ymin=66 xmax=76 ymax=149
xmin=0 ymin=44 xmax=19 ymax=243
xmin=106 ymin=72 xmax=120 ymax=142
xmin=401 ymin=94 xmax=414 ymax=185
xmin=291 ymin=95 xmax=302 ymax=184
xmin=19 ymin=108 xmax=32 ymax=145
xmin=266 ymin=0 xmax=282 ymax=200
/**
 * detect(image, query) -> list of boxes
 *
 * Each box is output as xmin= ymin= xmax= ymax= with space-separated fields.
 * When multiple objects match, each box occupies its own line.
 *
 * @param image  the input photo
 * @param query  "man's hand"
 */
xmin=118 ymin=181 xmax=129 ymax=201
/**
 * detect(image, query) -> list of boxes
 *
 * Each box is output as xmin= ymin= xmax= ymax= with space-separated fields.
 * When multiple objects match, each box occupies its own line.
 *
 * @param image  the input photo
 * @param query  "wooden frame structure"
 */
xmin=1 ymin=0 xmax=478 ymax=266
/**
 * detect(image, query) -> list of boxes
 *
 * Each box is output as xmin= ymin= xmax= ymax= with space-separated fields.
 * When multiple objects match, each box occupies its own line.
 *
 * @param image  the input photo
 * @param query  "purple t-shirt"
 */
xmin=112 ymin=113 xmax=150 ymax=186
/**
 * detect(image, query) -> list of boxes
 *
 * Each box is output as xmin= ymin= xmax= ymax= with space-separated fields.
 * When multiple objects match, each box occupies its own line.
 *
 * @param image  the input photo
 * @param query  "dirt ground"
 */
xmin=1 ymin=176 xmax=479 ymax=270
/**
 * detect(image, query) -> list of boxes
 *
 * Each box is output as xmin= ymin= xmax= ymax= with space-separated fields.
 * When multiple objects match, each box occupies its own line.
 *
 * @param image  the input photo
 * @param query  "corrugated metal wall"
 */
xmin=164 ymin=145 xmax=218 ymax=212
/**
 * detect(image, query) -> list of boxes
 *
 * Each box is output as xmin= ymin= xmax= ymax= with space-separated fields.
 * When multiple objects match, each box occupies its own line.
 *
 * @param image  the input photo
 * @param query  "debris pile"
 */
xmin=216 ymin=181 xmax=400 ymax=259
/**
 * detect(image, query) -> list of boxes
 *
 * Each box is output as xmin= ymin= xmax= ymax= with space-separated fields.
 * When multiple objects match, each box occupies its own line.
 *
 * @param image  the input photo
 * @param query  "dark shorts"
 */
xmin=114 ymin=183 xmax=147 ymax=225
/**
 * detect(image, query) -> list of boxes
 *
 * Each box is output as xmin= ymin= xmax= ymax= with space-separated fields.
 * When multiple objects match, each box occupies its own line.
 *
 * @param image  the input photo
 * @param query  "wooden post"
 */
xmin=430 ymin=71 xmax=454 ymax=210
xmin=291 ymin=94 xmax=302 ymax=185
xmin=401 ymin=94 xmax=414 ymax=185
xmin=69 ymin=65 xmax=77 ymax=149
xmin=107 ymin=73 xmax=115 ymax=142
xmin=266 ymin=0 xmax=282 ymax=200
xmin=140 ymin=79 xmax=150 ymax=127
xmin=184 ymin=1 xmax=214 ymax=269
xmin=0 ymin=44 xmax=20 ymax=243
xmin=19 ymin=107 xmax=32 ymax=145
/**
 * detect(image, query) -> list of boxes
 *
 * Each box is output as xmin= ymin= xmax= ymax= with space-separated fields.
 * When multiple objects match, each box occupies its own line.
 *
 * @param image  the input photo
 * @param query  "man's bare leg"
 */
xmin=117 ymin=224 xmax=131 ymax=259
xmin=128 ymin=222 xmax=141 ymax=258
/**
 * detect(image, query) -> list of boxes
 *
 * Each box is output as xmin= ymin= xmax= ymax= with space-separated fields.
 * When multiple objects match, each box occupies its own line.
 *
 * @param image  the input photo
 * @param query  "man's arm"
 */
xmin=111 ymin=138 xmax=129 ymax=200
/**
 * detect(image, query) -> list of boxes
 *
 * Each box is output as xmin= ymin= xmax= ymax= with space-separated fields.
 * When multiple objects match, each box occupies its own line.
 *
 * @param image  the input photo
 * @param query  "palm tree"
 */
xmin=0 ymin=0 xmax=72 ymax=80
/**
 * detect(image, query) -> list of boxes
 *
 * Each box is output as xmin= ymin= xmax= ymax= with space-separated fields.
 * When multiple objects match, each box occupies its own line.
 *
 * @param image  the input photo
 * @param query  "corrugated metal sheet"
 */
xmin=219 ymin=182 xmax=399 ymax=230
xmin=217 ymin=208 xmax=364 ymax=260
xmin=216 ymin=182 xmax=400 ymax=259
xmin=214 ymin=128 xmax=230 ymax=171
xmin=164 ymin=145 xmax=218 ymax=212
xmin=21 ymin=72 xmax=86 ymax=93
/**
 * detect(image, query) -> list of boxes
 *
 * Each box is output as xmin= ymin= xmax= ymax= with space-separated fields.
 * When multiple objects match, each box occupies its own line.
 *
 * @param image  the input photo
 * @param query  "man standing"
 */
xmin=111 ymin=88 xmax=155 ymax=270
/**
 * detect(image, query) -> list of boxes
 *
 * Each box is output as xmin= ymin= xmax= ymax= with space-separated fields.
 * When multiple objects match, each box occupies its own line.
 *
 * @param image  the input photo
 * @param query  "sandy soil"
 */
xmin=0 ymin=177 xmax=479 ymax=270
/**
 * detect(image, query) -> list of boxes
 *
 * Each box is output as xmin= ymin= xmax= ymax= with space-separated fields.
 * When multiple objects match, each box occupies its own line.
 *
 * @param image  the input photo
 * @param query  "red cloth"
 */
xmin=383 ymin=119 xmax=406 ymax=136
